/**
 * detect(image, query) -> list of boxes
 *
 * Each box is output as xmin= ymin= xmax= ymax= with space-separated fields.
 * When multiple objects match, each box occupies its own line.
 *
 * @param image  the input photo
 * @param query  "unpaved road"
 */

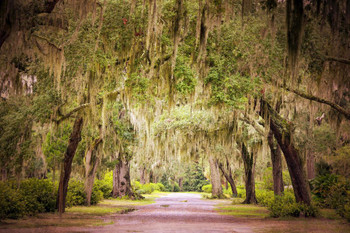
xmin=1 ymin=193 xmax=253 ymax=233
xmin=94 ymin=193 xmax=252 ymax=233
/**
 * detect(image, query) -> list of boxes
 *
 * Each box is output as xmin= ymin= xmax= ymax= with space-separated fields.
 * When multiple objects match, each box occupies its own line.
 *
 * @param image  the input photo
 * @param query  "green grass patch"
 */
xmin=0 ymin=212 xmax=113 ymax=229
xmin=66 ymin=205 xmax=134 ymax=216
xmin=216 ymin=204 xmax=269 ymax=218
xmin=319 ymin=209 xmax=342 ymax=220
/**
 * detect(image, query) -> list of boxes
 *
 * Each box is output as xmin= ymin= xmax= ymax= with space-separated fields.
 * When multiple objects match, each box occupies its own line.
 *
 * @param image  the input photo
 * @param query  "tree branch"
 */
xmin=325 ymin=56 xmax=350 ymax=65
xmin=284 ymin=86 xmax=350 ymax=120
xmin=54 ymin=103 xmax=90 ymax=124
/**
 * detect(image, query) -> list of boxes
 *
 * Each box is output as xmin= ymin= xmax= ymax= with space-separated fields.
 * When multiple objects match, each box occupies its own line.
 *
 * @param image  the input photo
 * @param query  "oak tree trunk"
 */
xmin=307 ymin=151 xmax=316 ymax=180
xmin=209 ymin=156 xmax=223 ymax=198
xmin=112 ymin=155 xmax=134 ymax=198
xmin=84 ymin=138 xmax=102 ymax=206
xmin=140 ymin=166 xmax=146 ymax=184
xmin=267 ymin=130 xmax=284 ymax=195
xmin=241 ymin=143 xmax=257 ymax=204
xmin=218 ymin=161 xmax=238 ymax=197
xmin=260 ymin=99 xmax=311 ymax=205
xmin=57 ymin=116 xmax=84 ymax=214
xmin=178 ymin=177 xmax=183 ymax=191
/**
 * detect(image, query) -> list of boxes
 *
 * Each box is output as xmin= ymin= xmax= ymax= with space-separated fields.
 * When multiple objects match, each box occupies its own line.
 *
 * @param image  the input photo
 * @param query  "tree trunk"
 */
xmin=260 ymin=99 xmax=311 ymax=205
xmin=148 ymin=170 xmax=153 ymax=183
xmin=1 ymin=166 xmax=7 ymax=181
xmin=57 ymin=116 xmax=84 ymax=214
xmin=140 ymin=166 xmax=146 ymax=184
xmin=218 ymin=161 xmax=238 ymax=197
xmin=307 ymin=151 xmax=316 ymax=180
xmin=84 ymin=138 xmax=102 ymax=206
xmin=178 ymin=177 xmax=183 ymax=191
xmin=112 ymin=155 xmax=134 ymax=198
xmin=241 ymin=143 xmax=257 ymax=204
xmin=208 ymin=156 xmax=223 ymax=198
xmin=267 ymin=130 xmax=284 ymax=195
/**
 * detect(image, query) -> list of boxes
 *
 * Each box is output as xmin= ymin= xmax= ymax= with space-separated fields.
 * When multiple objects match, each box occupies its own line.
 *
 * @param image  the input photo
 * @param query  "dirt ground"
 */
xmin=1 ymin=193 xmax=349 ymax=233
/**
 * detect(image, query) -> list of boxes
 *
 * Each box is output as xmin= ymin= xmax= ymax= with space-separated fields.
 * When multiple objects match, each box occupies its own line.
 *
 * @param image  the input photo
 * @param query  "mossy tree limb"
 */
xmin=283 ymin=86 xmax=350 ymax=120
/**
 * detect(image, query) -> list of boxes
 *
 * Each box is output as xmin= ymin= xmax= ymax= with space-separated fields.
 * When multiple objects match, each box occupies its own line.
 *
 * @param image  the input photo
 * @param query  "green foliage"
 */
xmin=94 ymin=171 xmax=113 ymax=199
xmin=133 ymin=181 xmax=166 ymax=194
xmin=262 ymin=167 xmax=292 ymax=190
xmin=311 ymin=124 xmax=336 ymax=154
xmin=311 ymin=174 xmax=350 ymax=221
xmin=201 ymin=184 xmax=212 ymax=193
xmin=19 ymin=178 xmax=56 ymax=214
xmin=182 ymin=162 xmax=209 ymax=192
xmin=125 ymin=73 xmax=150 ymax=102
xmin=256 ymin=189 xmax=275 ymax=207
xmin=43 ymin=124 xmax=71 ymax=176
xmin=175 ymin=56 xmax=196 ymax=95
xmin=268 ymin=192 xmax=318 ymax=218
xmin=160 ymin=174 xmax=180 ymax=192
xmin=67 ymin=179 xmax=103 ymax=207
xmin=0 ymin=182 xmax=26 ymax=219
xmin=331 ymin=145 xmax=350 ymax=178
xmin=0 ymin=179 xmax=56 ymax=220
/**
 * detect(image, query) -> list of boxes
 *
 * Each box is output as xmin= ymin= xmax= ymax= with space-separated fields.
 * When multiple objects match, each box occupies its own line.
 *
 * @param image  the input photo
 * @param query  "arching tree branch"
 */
xmin=284 ymin=86 xmax=350 ymax=120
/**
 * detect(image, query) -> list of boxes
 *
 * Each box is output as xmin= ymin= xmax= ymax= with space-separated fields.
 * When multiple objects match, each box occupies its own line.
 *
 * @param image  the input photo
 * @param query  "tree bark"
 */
xmin=218 ymin=161 xmax=238 ymax=197
xmin=112 ymin=154 xmax=134 ymax=198
xmin=84 ymin=138 xmax=102 ymax=206
xmin=306 ymin=151 xmax=316 ymax=180
xmin=57 ymin=116 xmax=84 ymax=214
xmin=241 ymin=143 xmax=257 ymax=204
xmin=178 ymin=177 xmax=183 ymax=191
xmin=140 ymin=166 xmax=146 ymax=184
xmin=268 ymin=130 xmax=284 ymax=195
xmin=208 ymin=156 xmax=224 ymax=198
xmin=260 ymin=99 xmax=311 ymax=205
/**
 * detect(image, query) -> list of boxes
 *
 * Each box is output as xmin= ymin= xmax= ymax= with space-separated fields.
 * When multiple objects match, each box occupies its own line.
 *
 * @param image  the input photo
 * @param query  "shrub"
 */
xmin=94 ymin=171 xmax=113 ymax=199
xmin=172 ymin=182 xmax=180 ymax=192
xmin=0 ymin=182 xmax=25 ymax=219
xmin=19 ymin=178 xmax=56 ymax=214
xmin=256 ymin=189 xmax=274 ymax=207
xmin=66 ymin=179 xmax=86 ymax=207
xmin=133 ymin=182 xmax=167 ymax=194
xmin=268 ymin=192 xmax=318 ymax=218
xmin=202 ymin=184 xmax=212 ymax=193
xmin=91 ymin=187 xmax=104 ymax=205
xmin=236 ymin=186 xmax=246 ymax=198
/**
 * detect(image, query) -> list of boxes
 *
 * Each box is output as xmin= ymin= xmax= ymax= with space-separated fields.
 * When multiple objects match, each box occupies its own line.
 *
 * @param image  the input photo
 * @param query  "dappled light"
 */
xmin=0 ymin=0 xmax=349 ymax=232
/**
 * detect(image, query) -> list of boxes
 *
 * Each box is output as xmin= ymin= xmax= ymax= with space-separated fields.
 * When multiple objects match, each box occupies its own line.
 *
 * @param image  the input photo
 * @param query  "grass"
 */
xmin=0 ymin=193 xmax=163 ymax=230
xmin=216 ymin=204 xmax=269 ymax=218
xmin=216 ymin=202 xmax=350 ymax=233
xmin=99 ymin=192 xmax=165 ymax=206
xmin=0 ymin=212 xmax=114 ymax=229
xmin=66 ymin=206 xmax=134 ymax=216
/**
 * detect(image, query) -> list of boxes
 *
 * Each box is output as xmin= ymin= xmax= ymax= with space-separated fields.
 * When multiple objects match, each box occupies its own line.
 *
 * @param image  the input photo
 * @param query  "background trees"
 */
xmin=0 ymin=0 xmax=349 ymax=218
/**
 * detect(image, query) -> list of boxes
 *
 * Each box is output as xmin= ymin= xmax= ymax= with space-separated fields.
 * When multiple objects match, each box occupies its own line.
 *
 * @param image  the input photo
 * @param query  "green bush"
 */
xmin=94 ymin=172 xmax=113 ymax=199
xmin=0 ymin=182 xmax=25 ymax=219
xmin=268 ymin=192 xmax=318 ymax=218
xmin=172 ymin=182 xmax=180 ymax=192
xmin=202 ymin=184 xmax=212 ymax=193
xmin=133 ymin=181 xmax=166 ymax=194
xmin=237 ymin=186 xmax=246 ymax=198
xmin=66 ymin=179 xmax=86 ymax=206
xmin=20 ymin=178 xmax=56 ymax=214
xmin=256 ymin=189 xmax=274 ymax=207
xmin=0 ymin=179 xmax=57 ymax=220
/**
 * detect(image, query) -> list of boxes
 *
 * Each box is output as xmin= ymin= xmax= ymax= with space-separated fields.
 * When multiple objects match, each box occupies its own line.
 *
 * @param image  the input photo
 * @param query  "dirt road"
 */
xmin=87 ymin=192 xmax=252 ymax=233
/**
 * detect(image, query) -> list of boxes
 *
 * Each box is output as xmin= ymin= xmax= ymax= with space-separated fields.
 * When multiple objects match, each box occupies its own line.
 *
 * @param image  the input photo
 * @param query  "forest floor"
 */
xmin=1 ymin=192 xmax=350 ymax=233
